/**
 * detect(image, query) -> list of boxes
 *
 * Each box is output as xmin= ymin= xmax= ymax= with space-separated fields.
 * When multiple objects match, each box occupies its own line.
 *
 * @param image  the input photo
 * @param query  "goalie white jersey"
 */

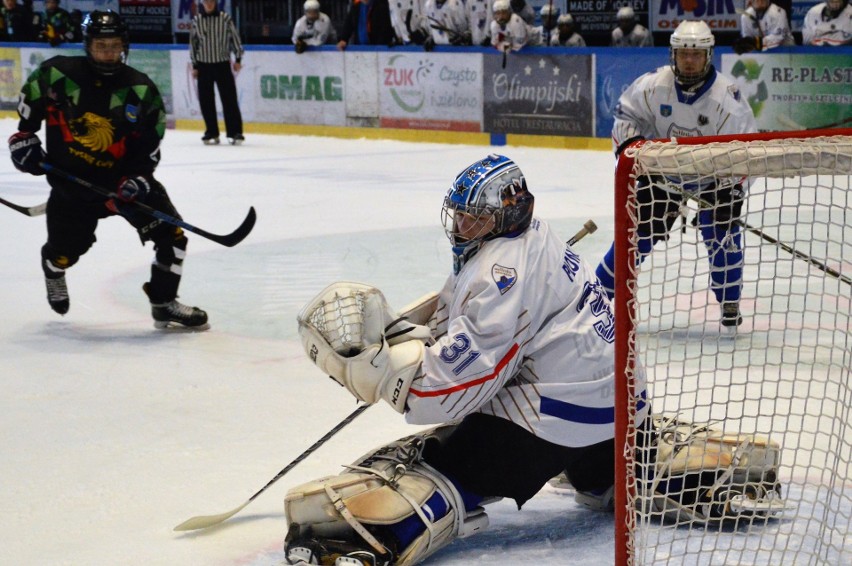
xmin=406 ymin=218 xmax=649 ymax=447
xmin=612 ymin=65 xmax=757 ymax=152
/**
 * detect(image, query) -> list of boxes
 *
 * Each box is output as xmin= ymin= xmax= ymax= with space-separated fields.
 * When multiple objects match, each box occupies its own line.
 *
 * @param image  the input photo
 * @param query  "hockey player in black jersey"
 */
xmin=8 ymin=10 xmax=208 ymax=329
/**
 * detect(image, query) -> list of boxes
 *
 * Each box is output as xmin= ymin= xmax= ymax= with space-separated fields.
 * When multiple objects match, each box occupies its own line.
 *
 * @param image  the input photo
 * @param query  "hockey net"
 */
xmin=613 ymin=129 xmax=852 ymax=565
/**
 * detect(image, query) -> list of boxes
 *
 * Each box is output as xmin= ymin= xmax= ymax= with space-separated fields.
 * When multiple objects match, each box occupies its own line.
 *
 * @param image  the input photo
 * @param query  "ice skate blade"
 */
xmin=153 ymin=320 xmax=211 ymax=332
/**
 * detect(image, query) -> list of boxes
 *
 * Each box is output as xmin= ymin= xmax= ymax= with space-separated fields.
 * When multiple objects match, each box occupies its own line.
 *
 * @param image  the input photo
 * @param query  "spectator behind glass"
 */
xmin=1 ymin=0 xmax=35 ymax=41
xmin=292 ymin=0 xmax=337 ymax=53
xmin=611 ymin=5 xmax=653 ymax=47
xmin=734 ymin=0 xmax=795 ymax=54
xmin=802 ymin=0 xmax=852 ymax=45
xmin=337 ymin=0 xmax=395 ymax=50
xmin=553 ymin=13 xmax=585 ymax=46
xmin=40 ymin=0 xmax=73 ymax=46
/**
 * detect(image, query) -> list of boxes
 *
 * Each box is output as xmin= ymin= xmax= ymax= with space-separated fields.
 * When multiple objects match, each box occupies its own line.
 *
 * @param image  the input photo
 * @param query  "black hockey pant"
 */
xmin=196 ymin=61 xmax=243 ymax=139
xmin=41 ymin=182 xmax=188 ymax=304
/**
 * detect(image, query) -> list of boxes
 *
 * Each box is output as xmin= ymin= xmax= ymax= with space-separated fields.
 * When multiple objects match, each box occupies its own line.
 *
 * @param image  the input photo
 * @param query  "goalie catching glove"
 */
xmin=297 ymin=282 xmax=432 ymax=413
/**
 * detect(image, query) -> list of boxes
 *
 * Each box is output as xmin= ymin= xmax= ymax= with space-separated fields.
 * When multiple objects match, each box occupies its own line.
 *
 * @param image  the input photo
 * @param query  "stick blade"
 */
xmin=207 ymin=206 xmax=257 ymax=248
xmin=173 ymin=501 xmax=249 ymax=531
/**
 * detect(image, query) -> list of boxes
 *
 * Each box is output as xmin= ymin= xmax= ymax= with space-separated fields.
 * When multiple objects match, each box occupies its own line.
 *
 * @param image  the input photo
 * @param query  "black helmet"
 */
xmin=82 ymin=10 xmax=129 ymax=75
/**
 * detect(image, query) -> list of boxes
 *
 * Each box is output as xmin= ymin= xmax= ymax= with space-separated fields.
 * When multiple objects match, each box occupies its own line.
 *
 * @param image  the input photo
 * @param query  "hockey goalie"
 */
xmin=285 ymin=155 xmax=786 ymax=566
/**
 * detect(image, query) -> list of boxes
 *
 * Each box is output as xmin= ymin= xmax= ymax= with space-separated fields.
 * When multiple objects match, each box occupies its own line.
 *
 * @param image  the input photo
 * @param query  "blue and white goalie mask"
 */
xmin=442 ymin=154 xmax=534 ymax=273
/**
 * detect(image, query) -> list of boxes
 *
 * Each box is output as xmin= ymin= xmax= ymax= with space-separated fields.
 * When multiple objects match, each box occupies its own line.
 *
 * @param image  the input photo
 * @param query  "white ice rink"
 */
xmin=2 ymin=120 xmax=849 ymax=566
xmin=0 ymin=120 xmax=620 ymax=565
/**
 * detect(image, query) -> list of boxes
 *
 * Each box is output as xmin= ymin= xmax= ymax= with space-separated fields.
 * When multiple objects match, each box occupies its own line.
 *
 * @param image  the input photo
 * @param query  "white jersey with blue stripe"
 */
xmin=405 ymin=218 xmax=649 ymax=447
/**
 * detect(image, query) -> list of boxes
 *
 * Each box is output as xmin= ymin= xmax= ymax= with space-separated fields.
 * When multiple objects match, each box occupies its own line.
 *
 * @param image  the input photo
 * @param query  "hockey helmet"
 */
xmin=540 ymin=3 xmax=560 ymax=21
xmin=669 ymin=20 xmax=714 ymax=86
xmin=442 ymin=155 xmax=534 ymax=273
xmin=82 ymin=10 xmax=129 ymax=75
xmin=304 ymin=0 xmax=320 ymax=12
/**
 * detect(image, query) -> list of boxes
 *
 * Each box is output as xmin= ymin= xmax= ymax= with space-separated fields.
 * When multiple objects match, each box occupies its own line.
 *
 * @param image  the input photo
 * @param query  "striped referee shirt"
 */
xmin=190 ymin=10 xmax=244 ymax=66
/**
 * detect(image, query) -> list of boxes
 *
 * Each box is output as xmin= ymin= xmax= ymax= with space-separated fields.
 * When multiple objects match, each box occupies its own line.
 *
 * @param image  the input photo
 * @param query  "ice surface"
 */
xmin=0 ymin=120 xmax=617 ymax=565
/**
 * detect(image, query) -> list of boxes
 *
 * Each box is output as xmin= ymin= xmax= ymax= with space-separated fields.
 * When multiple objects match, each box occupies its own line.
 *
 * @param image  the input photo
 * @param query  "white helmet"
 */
xmin=670 ymin=21 xmax=714 ymax=85
xmin=557 ymin=13 xmax=574 ymax=26
xmin=540 ymin=4 xmax=559 ymax=17
xmin=304 ymin=0 xmax=320 ymax=11
xmin=493 ymin=0 xmax=511 ymax=13
xmin=616 ymin=6 xmax=635 ymax=21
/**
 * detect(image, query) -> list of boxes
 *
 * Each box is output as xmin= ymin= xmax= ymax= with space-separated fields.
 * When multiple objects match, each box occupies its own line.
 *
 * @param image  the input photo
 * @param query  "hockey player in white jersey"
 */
xmin=292 ymin=0 xmax=337 ymax=53
xmin=530 ymin=2 xmax=558 ymax=46
xmin=802 ymin=0 xmax=852 ymax=46
xmin=734 ymin=0 xmax=794 ymax=53
xmin=466 ymin=0 xmax=493 ymax=45
xmin=611 ymin=6 xmax=653 ymax=47
xmin=490 ymin=0 xmax=528 ymax=51
xmin=285 ymin=154 xmax=651 ymax=564
xmin=596 ymin=20 xmax=757 ymax=331
xmin=553 ymin=13 xmax=586 ymax=46
xmin=423 ymin=0 xmax=470 ymax=46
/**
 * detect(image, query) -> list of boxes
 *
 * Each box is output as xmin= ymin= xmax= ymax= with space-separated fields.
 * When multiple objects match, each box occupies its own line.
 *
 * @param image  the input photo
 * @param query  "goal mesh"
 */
xmin=613 ymin=130 xmax=852 ymax=566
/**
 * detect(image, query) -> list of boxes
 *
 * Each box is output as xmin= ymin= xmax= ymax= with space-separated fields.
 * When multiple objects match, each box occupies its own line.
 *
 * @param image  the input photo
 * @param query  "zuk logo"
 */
xmin=310 ymin=344 xmax=318 ymax=362
xmin=68 ymin=112 xmax=115 ymax=152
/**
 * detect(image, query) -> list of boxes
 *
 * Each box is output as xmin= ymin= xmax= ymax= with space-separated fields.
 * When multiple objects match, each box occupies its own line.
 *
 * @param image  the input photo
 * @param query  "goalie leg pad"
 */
xmin=646 ymin=415 xmax=784 ymax=524
xmin=284 ymin=427 xmax=488 ymax=566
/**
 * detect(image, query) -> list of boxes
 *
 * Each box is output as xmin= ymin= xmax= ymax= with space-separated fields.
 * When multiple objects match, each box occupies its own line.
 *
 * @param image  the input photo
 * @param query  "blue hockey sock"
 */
xmin=698 ymin=211 xmax=743 ymax=304
xmin=595 ymin=237 xmax=654 ymax=300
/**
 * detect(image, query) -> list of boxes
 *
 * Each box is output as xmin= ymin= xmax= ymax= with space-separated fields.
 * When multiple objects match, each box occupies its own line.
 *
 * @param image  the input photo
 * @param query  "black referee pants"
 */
xmin=196 ymin=61 xmax=243 ymax=139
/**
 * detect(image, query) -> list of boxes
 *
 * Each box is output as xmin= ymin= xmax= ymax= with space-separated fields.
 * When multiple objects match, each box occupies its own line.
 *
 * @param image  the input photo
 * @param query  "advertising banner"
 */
xmin=172 ymin=0 xmax=231 ymax=35
xmin=378 ymin=52 xmax=482 ymax=132
xmin=567 ymin=0 xmax=650 ymax=35
xmin=130 ymin=49 xmax=175 ymax=120
xmin=171 ymin=49 xmax=345 ymax=125
xmin=119 ymin=0 xmax=172 ymax=37
xmin=790 ymin=0 xmax=820 ymax=32
xmin=30 ymin=0 xmax=120 ymax=12
xmin=651 ymin=0 xmax=740 ymax=32
xmin=594 ymin=48 xmax=662 ymax=138
xmin=483 ymin=52 xmax=594 ymax=137
xmin=0 ymin=48 xmax=22 ymax=111
xmin=722 ymin=52 xmax=852 ymax=131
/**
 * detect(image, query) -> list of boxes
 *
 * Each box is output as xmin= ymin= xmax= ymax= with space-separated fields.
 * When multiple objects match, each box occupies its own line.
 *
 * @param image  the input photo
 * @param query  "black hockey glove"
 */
xmin=423 ymin=36 xmax=436 ymax=51
xmin=295 ymin=38 xmax=307 ymax=54
xmin=732 ymin=36 xmax=760 ymax=55
xmin=714 ymin=183 xmax=745 ymax=229
xmin=116 ymin=175 xmax=151 ymax=203
xmin=450 ymin=30 xmax=472 ymax=46
xmin=8 ymin=132 xmax=46 ymax=176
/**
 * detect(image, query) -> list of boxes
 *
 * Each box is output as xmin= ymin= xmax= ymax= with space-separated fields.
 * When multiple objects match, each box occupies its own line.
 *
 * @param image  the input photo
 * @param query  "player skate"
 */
xmin=43 ymin=259 xmax=69 ymax=315
xmin=143 ymin=283 xmax=209 ymax=330
xmin=284 ymin=427 xmax=489 ymax=566
xmin=644 ymin=415 xmax=787 ymax=524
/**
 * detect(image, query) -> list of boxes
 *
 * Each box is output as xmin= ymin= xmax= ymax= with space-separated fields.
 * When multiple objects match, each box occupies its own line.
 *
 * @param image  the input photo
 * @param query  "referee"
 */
xmin=190 ymin=0 xmax=245 ymax=145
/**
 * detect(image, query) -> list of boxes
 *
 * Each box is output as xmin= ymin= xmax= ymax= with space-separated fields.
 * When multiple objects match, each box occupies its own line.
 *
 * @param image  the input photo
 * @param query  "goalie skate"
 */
xmin=645 ymin=415 xmax=786 ymax=524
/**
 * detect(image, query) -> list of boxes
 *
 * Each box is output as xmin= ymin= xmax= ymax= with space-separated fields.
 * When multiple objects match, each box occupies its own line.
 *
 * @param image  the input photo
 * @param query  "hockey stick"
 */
xmin=567 ymin=219 xmax=597 ymax=246
xmin=173 ymin=403 xmax=371 ymax=531
xmin=39 ymin=163 xmax=256 ymax=248
xmin=776 ymin=114 xmax=852 ymax=132
xmin=675 ymin=186 xmax=852 ymax=288
xmin=0 ymin=195 xmax=47 ymax=216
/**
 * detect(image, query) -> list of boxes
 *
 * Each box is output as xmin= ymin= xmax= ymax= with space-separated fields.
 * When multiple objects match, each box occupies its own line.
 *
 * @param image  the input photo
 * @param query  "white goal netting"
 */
xmin=615 ymin=131 xmax=852 ymax=566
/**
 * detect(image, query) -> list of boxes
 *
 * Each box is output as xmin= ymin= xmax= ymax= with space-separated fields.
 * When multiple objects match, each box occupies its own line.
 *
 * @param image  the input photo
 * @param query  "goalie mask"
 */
xmin=442 ymin=154 xmax=534 ymax=274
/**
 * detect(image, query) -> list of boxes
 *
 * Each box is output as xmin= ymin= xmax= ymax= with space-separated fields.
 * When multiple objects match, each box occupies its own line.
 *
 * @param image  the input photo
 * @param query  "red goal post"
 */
xmin=613 ymin=128 xmax=852 ymax=566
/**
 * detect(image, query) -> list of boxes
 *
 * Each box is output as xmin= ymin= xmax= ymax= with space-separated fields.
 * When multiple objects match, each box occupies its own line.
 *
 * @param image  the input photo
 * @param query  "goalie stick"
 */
xmin=0 ymin=195 xmax=46 ymax=217
xmin=568 ymin=219 xmax=597 ymax=246
xmin=39 ymin=163 xmax=256 ymax=248
xmin=174 ymin=403 xmax=371 ymax=531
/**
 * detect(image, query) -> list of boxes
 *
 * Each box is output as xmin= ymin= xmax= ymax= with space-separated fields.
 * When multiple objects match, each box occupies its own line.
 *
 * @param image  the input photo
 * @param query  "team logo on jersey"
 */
xmin=68 ymin=112 xmax=115 ymax=153
xmin=660 ymin=104 xmax=672 ymax=117
xmin=727 ymin=84 xmax=741 ymax=101
xmin=125 ymin=104 xmax=139 ymax=123
xmin=492 ymin=264 xmax=517 ymax=295
xmin=698 ymin=114 xmax=708 ymax=126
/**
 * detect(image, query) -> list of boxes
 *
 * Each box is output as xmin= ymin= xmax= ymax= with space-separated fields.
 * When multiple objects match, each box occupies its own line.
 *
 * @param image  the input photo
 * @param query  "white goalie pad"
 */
xmin=284 ymin=429 xmax=488 ymax=566
xmin=297 ymin=282 xmax=431 ymax=411
xmin=644 ymin=415 xmax=788 ymax=524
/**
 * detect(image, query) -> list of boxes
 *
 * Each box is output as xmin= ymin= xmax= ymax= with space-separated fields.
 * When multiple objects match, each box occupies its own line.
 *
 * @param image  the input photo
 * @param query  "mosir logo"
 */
xmin=383 ymin=55 xmax=434 ymax=113
xmin=655 ymin=0 xmax=739 ymax=30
